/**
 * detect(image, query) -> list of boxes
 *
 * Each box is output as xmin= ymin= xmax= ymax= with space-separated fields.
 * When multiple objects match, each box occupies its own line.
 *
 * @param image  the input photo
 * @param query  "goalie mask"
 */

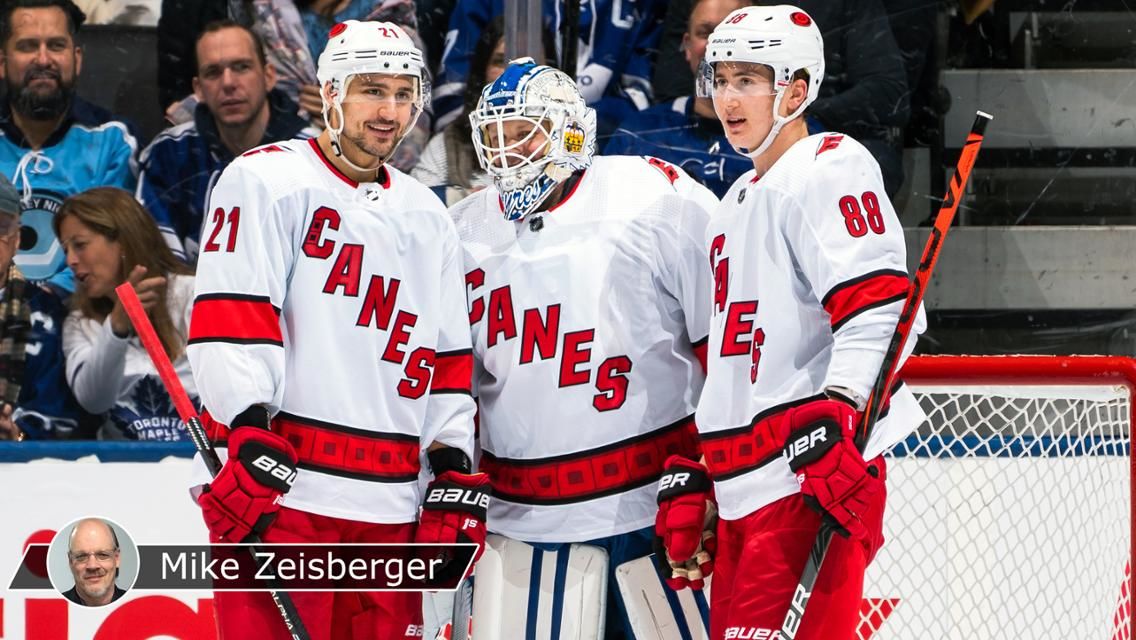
xmin=469 ymin=58 xmax=597 ymax=222
xmin=317 ymin=20 xmax=430 ymax=171
xmin=698 ymin=5 xmax=824 ymax=159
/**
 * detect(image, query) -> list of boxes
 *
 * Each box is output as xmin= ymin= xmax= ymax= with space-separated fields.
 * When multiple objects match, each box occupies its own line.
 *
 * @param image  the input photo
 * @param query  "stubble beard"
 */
xmin=77 ymin=573 xmax=112 ymax=602
xmin=343 ymin=122 xmax=402 ymax=164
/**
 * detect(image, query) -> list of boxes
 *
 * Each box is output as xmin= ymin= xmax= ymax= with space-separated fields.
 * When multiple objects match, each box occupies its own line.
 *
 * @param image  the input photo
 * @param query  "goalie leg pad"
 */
xmin=472 ymin=534 xmax=609 ymax=639
xmin=616 ymin=555 xmax=712 ymax=640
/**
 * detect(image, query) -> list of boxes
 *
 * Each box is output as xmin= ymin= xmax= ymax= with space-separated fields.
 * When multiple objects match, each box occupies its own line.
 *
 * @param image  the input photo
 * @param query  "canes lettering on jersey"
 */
xmin=466 ymin=277 xmax=635 ymax=412
xmin=189 ymin=136 xmax=476 ymax=524
xmin=697 ymin=133 xmax=927 ymax=522
xmin=295 ymin=205 xmax=458 ymax=400
xmin=451 ymin=155 xmax=717 ymax=542
xmin=710 ymin=233 xmax=766 ymax=384
xmin=710 ymin=233 xmax=729 ymax=313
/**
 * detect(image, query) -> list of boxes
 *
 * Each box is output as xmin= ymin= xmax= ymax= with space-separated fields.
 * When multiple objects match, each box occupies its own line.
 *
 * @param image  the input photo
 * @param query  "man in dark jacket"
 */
xmin=138 ymin=20 xmax=316 ymax=261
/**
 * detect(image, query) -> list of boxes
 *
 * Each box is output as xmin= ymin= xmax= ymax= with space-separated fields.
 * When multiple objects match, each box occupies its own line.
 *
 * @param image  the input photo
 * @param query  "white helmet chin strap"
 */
xmin=321 ymin=75 xmax=422 ymax=175
xmin=731 ymin=88 xmax=809 ymax=160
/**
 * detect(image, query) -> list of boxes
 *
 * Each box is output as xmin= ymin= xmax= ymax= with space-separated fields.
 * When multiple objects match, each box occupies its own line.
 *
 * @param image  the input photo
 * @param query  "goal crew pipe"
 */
xmin=780 ymin=111 xmax=994 ymax=638
xmin=116 ymin=282 xmax=312 ymax=640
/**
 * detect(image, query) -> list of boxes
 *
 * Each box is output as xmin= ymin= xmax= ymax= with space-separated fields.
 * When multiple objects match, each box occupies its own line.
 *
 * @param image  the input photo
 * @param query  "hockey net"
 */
xmin=859 ymin=355 xmax=1134 ymax=640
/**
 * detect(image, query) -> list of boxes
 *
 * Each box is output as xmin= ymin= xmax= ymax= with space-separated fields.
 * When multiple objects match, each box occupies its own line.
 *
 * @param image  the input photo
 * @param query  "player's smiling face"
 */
xmin=338 ymin=73 xmax=416 ymax=163
xmin=712 ymin=62 xmax=777 ymax=153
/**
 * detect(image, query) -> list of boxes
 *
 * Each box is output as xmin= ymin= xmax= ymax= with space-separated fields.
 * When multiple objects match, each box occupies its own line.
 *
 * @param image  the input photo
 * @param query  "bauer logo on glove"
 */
xmin=654 ymin=455 xmax=717 ymax=591
xmin=779 ymin=399 xmax=881 ymax=540
xmin=658 ymin=471 xmax=694 ymax=493
xmin=425 ymin=486 xmax=491 ymax=510
xmin=784 ymin=425 xmax=833 ymax=466
xmin=414 ymin=448 xmax=492 ymax=585
xmin=198 ymin=426 xmax=299 ymax=544
xmin=248 ymin=453 xmax=298 ymax=488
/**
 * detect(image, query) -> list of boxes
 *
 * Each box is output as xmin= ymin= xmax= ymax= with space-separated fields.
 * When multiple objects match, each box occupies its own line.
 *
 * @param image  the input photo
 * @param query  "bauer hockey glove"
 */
xmin=415 ymin=449 xmax=491 ymax=585
xmin=197 ymin=416 xmax=298 ymax=544
xmin=654 ymin=455 xmax=717 ymax=590
xmin=780 ymin=398 xmax=882 ymax=540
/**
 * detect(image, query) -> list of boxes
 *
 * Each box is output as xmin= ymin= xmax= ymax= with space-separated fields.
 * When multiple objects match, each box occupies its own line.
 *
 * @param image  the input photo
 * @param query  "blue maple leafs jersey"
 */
xmin=12 ymin=284 xmax=90 ymax=439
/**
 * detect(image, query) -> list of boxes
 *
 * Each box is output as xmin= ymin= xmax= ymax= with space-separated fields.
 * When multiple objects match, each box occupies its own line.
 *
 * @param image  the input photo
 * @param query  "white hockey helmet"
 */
xmin=316 ymin=20 xmax=430 ymax=168
xmin=469 ymin=57 xmax=596 ymax=222
xmin=700 ymin=5 xmax=825 ymax=158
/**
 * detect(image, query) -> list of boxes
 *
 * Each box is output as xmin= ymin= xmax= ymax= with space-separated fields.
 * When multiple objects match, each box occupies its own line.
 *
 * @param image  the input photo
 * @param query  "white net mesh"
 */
xmin=860 ymin=359 xmax=1132 ymax=640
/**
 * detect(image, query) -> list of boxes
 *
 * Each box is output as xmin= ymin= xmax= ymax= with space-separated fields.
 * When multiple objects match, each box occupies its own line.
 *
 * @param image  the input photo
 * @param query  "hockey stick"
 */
xmin=115 ymin=283 xmax=311 ymax=640
xmin=779 ymin=111 xmax=993 ymax=639
xmin=560 ymin=0 xmax=580 ymax=79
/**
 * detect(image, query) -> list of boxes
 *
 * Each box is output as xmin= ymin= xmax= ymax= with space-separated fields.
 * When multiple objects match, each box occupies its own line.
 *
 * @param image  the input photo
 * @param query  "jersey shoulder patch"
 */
xmin=815 ymin=134 xmax=845 ymax=157
xmin=645 ymin=156 xmax=681 ymax=185
xmin=241 ymin=143 xmax=291 ymax=158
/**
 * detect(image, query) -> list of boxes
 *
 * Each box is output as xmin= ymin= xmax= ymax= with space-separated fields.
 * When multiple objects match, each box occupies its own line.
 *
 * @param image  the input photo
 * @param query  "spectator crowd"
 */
xmin=0 ymin=0 xmax=935 ymax=442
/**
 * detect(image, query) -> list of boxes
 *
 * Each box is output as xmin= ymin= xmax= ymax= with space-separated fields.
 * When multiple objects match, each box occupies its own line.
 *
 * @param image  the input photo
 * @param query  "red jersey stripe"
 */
xmin=189 ymin=294 xmax=282 ymax=345
xmin=480 ymin=415 xmax=700 ymax=505
xmin=822 ymin=270 xmax=909 ymax=332
xmin=432 ymin=349 xmax=473 ymax=394
xmin=275 ymin=413 xmax=420 ymax=483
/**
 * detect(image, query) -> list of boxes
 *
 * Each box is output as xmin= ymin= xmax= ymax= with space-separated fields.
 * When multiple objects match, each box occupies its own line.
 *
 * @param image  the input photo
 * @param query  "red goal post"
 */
xmin=857 ymin=355 xmax=1135 ymax=639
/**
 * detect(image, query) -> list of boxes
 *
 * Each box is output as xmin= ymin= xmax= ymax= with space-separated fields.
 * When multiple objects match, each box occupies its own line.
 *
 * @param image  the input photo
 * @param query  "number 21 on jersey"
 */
xmin=203 ymin=206 xmax=240 ymax=253
xmin=710 ymin=233 xmax=765 ymax=384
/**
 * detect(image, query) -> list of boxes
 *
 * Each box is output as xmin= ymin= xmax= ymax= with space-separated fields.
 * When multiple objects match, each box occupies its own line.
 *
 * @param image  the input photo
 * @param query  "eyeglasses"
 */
xmin=69 ymin=549 xmax=117 ymax=564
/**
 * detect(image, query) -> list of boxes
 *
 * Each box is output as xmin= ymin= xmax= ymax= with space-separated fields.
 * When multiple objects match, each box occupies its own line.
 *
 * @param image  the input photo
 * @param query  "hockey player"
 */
xmin=653 ymin=6 xmax=927 ymax=639
xmin=186 ymin=21 xmax=487 ymax=640
xmin=449 ymin=58 xmax=718 ymax=639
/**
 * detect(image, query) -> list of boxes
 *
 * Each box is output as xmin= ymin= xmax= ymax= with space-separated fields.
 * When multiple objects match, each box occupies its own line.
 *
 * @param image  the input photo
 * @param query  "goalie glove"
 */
xmin=780 ymin=398 xmax=882 ymax=540
xmin=653 ymin=455 xmax=717 ymax=590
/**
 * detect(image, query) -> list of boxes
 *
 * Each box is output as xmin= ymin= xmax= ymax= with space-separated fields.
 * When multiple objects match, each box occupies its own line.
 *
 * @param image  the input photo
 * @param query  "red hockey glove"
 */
xmin=780 ymin=398 xmax=882 ymax=540
xmin=654 ymin=455 xmax=717 ymax=590
xmin=197 ymin=426 xmax=298 ymax=543
xmin=415 ymin=470 xmax=491 ymax=584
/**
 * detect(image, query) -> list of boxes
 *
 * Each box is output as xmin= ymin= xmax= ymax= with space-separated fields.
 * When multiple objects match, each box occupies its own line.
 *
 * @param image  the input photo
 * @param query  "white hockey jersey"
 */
xmin=451 ymin=155 xmax=717 ymax=542
xmin=698 ymin=133 xmax=927 ymax=521
xmin=188 ymin=138 xmax=476 ymax=524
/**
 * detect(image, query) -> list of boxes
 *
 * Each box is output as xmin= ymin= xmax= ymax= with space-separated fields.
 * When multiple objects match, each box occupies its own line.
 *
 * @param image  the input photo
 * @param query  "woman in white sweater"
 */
xmin=53 ymin=187 xmax=197 ymax=441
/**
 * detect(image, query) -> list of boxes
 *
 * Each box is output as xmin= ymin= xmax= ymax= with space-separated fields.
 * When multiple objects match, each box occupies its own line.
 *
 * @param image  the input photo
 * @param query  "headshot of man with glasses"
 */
xmin=63 ymin=517 xmax=125 ymax=606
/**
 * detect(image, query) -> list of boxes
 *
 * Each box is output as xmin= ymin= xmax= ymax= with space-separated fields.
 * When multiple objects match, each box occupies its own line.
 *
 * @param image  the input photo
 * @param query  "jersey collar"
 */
xmin=547 ymin=169 xmax=587 ymax=213
xmin=307 ymin=138 xmax=390 ymax=190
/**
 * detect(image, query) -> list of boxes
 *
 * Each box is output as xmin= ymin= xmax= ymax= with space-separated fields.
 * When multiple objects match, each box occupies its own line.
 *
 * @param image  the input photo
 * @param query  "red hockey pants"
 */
xmin=211 ymin=507 xmax=423 ymax=640
xmin=710 ymin=457 xmax=887 ymax=640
